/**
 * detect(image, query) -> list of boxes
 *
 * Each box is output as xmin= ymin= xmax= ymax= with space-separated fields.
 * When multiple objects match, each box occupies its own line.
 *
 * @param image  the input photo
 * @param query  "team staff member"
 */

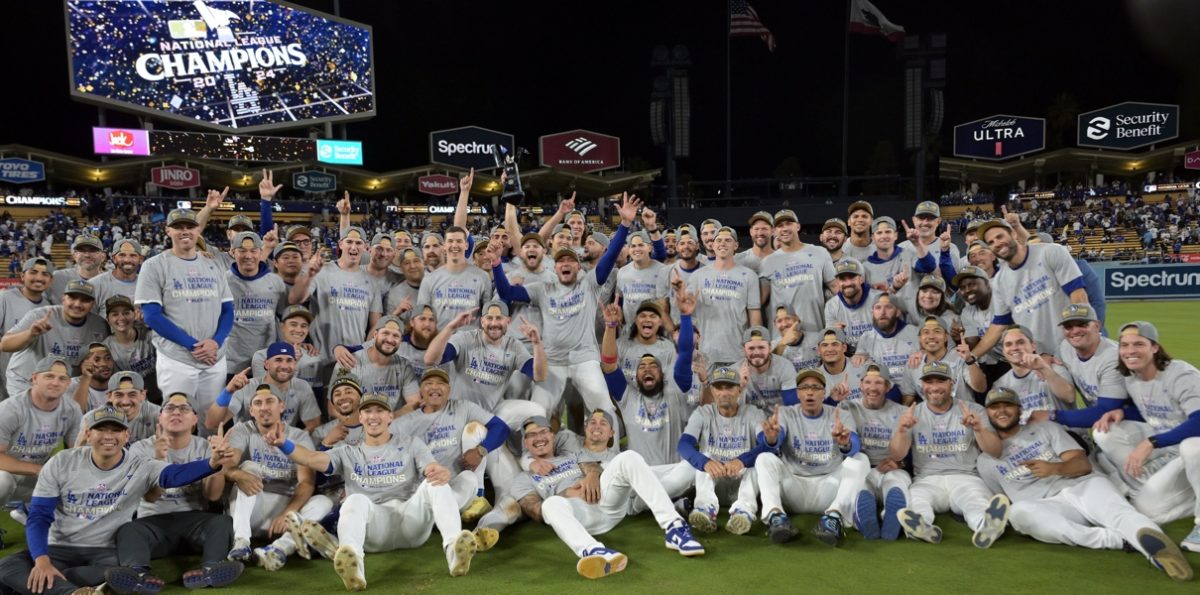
xmin=48 ymin=234 xmax=106 ymax=302
xmin=135 ymin=208 xmax=235 ymax=424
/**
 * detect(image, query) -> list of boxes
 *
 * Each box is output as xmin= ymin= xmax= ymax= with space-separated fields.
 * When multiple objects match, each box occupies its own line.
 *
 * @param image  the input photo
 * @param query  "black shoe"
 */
xmin=104 ymin=566 xmax=164 ymax=594
xmin=183 ymin=561 xmax=245 ymax=589
xmin=766 ymin=511 xmax=799 ymax=544
xmin=812 ymin=512 xmax=845 ymax=547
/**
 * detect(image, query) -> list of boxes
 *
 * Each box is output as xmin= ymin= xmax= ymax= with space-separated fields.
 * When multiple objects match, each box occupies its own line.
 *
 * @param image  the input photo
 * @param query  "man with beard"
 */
xmin=0 ymin=356 xmax=81 ymax=519
xmin=902 ymin=316 xmax=987 ymax=405
xmin=49 ymin=234 xmax=106 ymax=302
xmin=500 ymin=233 xmax=556 ymax=349
xmin=992 ymin=326 xmax=1075 ymax=425
xmin=492 ymin=193 xmax=640 ymax=433
xmin=394 ymin=304 xmax=448 ymax=380
xmin=735 ymin=211 xmax=775 ymax=273
xmin=421 ymin=232 xmax=444 ymax=271
xmin=615 ymin=302 xmax=681 ymax=383
xmin=823 ymin=258 xmax=881 ymax=351
xmin=663 ymin=228 xmax=678 ymax=265
xmin=819 ymin=218 xmax=849 ymax=262
xmin=225 ymin=232 xmax=288 ymax=374
xmin=698 ymin=219 xmax=721 ymax=262
xmin=267 ymin=392 xmax=483 ymax=589
xmin=897 ymin=202 xmax=960 ymax=284
xmin=364 ymin=233 xmax=402 ymax=304
xmin=89 ymin=239 xmax=142 ymax=318
xmin=290 ymin=226 xmax=382 ymax=375
xmin=739 ymin=326 xmax=799 ymax=412
xmin=616 ymin=232 xmax=671 ymax=336
xmin=389 ymin=369 xmax=513 ymax=523
xmin=837 ymin=364 xmax=911 ymax=540
xmin=972 ymin=219 xmax=1087 ymax=360
xmin=771 ymin=304 xmax=821 ymax=372
xmin=3 ymin=280 xmax=108 ymax=398
xmin=327 ymin=317 xmax=420 ymax=411
xmin=513 ymin=416 xmax=705 ymax=579
xmin=225 ymin=386 xmax=334 ymax=571
xmin=686 ymin=226 xmax=763 ymax=366
xmin=977 ymin=387 xmax=1193 ymax=581
xmin=844 ymin=201 xmax=876 ymax=262
xmin=0 ymin=257 xmax=55 ymax=401
xmin=755 ymin=370 xmax=872 ymax=546
xmin=135 ymin=208 xmax=235 ymax=419
xmin=1056 ymin=304 xmax=1127 ymax=407
xmin=890 ymin=361 xmax=1009 ymax=548
xmin=209 ymin=343 xmax=321 ymax=433
xmin=385 ymin=247 xmax=424 ymax=319
xmin=272 ymin=242 xmax=306 ymax=293
xmin=667 ymin=225 xmax=704 ymax=327
xmin=680 ymin=367 xmax=767 ymax=535
xmin=759 ymin=209 xmax=837 ymax=338
xmin=851 ymin=293 xmax=920 ymax=403
xmin=419 ymin=226 xmax=492 ymax=325
xmin=815 ymin=327 xmax=872 ymax=403
xmin=252 ymin=305 xmax=321 ymax=392
xmin=953 ymin=265 xmax=1008 ymax=386
xmin=70 ymin=343 xmax=115 ymax=413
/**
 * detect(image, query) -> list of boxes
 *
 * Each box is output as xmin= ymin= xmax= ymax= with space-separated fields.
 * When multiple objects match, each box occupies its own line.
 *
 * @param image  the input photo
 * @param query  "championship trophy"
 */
xmin=492 ymin=145 xmax=528 ymax=206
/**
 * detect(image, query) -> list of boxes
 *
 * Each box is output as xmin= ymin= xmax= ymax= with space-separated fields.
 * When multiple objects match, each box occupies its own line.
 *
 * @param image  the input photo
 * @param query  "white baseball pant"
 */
xmin=157 ymin=355 xmax=227 ymax=434
xmin=629 ymin=460 xmax=696 ymax=514
xmin=755 ymin=452 xmax=871 ymax=523
xmin=541 ymin=451 xmax=682 ymax=556
xmin=693 ymin=465 xmax=759 ymax=518
xmin=1008 ymin=475 xmax=1164 ymax=556
xmin=230 ymin=489 xmax=333 ymax=556
xmin=908 ymin=473 xmax=994 ymax=531
xmin=339 ymin=481 xmax=462 ymax=554
xmin=864 ymin=467 xmax=913 ymax=501
xmin=532 ymin=361 xmax=620 ymax=442
xmin=0 ymin=472 xmax=37 ymax=504
xmin=1095 ymin=421 xmax=1200 ymax=524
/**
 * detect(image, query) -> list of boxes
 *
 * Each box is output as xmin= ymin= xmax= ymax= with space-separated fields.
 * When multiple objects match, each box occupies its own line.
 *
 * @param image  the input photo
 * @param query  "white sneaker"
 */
xmin=576 ymin=547 xmax=627 ymax=579
xmin=333 ymin=544 xmax=367 ymax=591
xmin=446 ymin=530 xmax=478 ymax=577
xmin=9 ymin=509 xmax=26 ymax=526
xmin=284 ymin=511 xmax=310 ymax=560
xmin=253 ymin=545 xmax=287 ymax=571
xmin=1181 ymin=524 xmax=1200 ymax=553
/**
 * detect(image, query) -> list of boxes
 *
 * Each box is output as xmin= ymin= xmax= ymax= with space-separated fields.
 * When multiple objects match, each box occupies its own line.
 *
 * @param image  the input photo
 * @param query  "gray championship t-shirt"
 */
xmin=990 ymin=244 xmax=1083 ymax=356
xmin=977 ymin=422 xmax=1091 ymax=502
xmin=615 ymin=261 xmax=670 ymax=335
xmin=227 ymin=421 xmax=315 ymax=496
xmin=617 ymin=381 xmax=695 ymax=466
xmin=418 ymin=266 xmax=493 ymax=326
xmin=104 ymin=330 xmax=156 ymax=378
xmin=905 ymin=399 xmax=992 ymax=479
xmin=683 ymin=404 xmax=766 ymax=463
xmin=819 ymin=360 xmax=871 ymax=403
xmin=522 ymin=271 xmax=605 ymax=365
xmin=617 ymin=337 xmax=677 ymax=384
xmin=740 ymin=354 xmax=800 ymax=412
xmin=510 ymin=453 xmax=588 ymax=501
xmin=856 ymin=323 xmax=921 ymax=392
xmin=777 ymin=333 xmax=822 ymax=373
xmin=226 ymin=268 xmax=288 ymax=371
xmin=823 ymin=288 xmax=882 ymax=350
xmin=134 ymin=251 xmax=234 ymax=367
xmin=838 ymin=399 xmax=905 ymax=466
xmin=305 ymin=263 xmax=383 ymax=365
xmin=447 ymin=330 xmax=532 ymax=410
xmin=328 ymin=351 xmax=419 ymax=410
xmin=6 ymin=306 xmax=109 ymax=397
xmin=1057 ymin=337 xmax=1127 ymax=406
xmin=324 ymin=434 xmax=436 ymax=504
xmin=686 ymin=265 xmax=761 ymax=363
xmin=993 ymin=364 xmax=1074 ymax=424
xmin=1126 ymin=360 xmax=1200 ymax=440
xmin=770 ymin=404 xmax=847 ymax=476
xmin=128 ymin=434 xmax=212 ymax=517
xmin=88 ymin=272 xmax=138 ymax=318
xmin=227 ymin=380 xmax=320 ymax=428
xmin=0 ymin=287 xmax=54 ymax=400
xmin=759 ymin=246 xmax=836 ymax=336
xmin=0 ymin=394 xmax=81 ymax=465
xmin=389 ymin=400 xmax=494 ymax=474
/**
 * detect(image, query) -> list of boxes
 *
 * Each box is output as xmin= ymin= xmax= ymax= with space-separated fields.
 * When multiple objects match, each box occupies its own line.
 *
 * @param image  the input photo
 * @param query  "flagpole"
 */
xmin=726 ymin=2 xmax=733 ymax=194
xmin=840 ymin=0 xmax=851 ymax=198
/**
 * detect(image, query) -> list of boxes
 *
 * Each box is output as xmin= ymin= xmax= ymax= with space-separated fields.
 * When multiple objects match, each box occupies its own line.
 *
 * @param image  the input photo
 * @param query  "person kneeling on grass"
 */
xmin=265 ymin=393 xmax=484 ymax=591
xmin=513 ymin=416 xmax=705 ymax=580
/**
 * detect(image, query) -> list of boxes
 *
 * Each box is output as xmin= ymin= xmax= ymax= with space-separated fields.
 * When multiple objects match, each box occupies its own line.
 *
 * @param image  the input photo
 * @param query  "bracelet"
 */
xmin=279 ymin=439 xmax=296 ymax=455
xmin=601 ymin=355 xmax=618 ymax=365
xmin=216 ymin=389 xmax=233 ymax=408
xmin=604 ymin=322 xmax=619 ymax=328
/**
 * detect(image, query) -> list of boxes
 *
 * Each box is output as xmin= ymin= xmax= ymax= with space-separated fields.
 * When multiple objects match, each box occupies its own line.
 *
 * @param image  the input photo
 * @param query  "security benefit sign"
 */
xmin=1105 ymin=263 xmax=1200 ymax=300
xmin=65 ymin=0 xmax=375 ymax=133
xmin=953 ymin=115 xmax=1045 ymax=161
xmin=293 ymin=170 xmax=337 ymax=192
xmin=0 ymin=158 xmax=46 ymax=184
xmin=1077 ymin=102 xmax=1179 ymax=150
xmin=539 ymin=130 xmax=621 ymax=173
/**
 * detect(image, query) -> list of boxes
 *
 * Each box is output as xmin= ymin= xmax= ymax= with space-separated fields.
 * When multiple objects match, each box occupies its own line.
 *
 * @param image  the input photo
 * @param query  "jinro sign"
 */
xmin=953 ymin=114 xmax=1046 ymax=161
xmin=150 ymin=165 xmax=201 ymax=189
xmin=1104 ymin=263 xmax=1200 ymax=300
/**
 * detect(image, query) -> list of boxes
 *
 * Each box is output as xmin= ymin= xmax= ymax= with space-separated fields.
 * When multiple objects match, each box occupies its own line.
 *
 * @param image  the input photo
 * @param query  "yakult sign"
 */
xmin=151 ymin=165 xmax=201 ymax=189
xmin=429 ymin=126 xmax=514 ymax=171
xmin=418 ymin=175 xmax=458 ymax=196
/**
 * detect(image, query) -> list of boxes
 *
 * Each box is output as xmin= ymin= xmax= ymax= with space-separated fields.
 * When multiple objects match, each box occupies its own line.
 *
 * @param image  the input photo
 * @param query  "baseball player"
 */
xmin=977 ymin=387 xmax=1193 ymax=582
xmin=837 ymin=363 xmax=911 ymax=540
xmin=0 ymin=356 xmax=82 ymax=512
xmin=384 ymin=247 xmax=424 ymax=319
xmin=814 ymin=327 xmax=872 ymax=404
xmin=2 ymin=279 xmax=108 ymax=398
xmin=88 ymin=239 xmax=142 ymax=318
xmin=313 ymin=374 xmax=367 ymax=450
xmin=69 ymin=343 xmax=115 ymax=413
xmin=616 ymin=231 xmax=671 ymax=335
xmin=328 ymin=317 xmax=420 ymax=411
xmin=363 ymin=234 xmax=403 ymax=301
xmin=224 ymin=386 xmax=334 ymax=571
xmin=48 ymin=234 xmax=106 ymax=302
xmin=251 ymin=305 xmax=322 ymax=391
xmin=1056 ymin=303 xmax=1127 ymax=407
xmin=96 ymin=371 xmax=160 ymax=443
xmin=897 ymin=201 xmax=960 ymax=282
xmin=679 ymin=366 xmax=767 ymax=535
xmin=992 ymin=326 xmax=1075 ymax=424
xmin=902 ymin=316 xmax=987 ymax=404
xmin=0 ymin=405 xmax=233 ymax=595
xmin=852 ymin=293 xmax=920 ymax=403
xmin=755 ymin=369 xmax=871 ymax=546
xmin=0 ymin=256 xmax=55 ymax=401
xmin=823 ymin=258 xmax=881 ymax=351
xmin=860 ymin=217 xmax=932 ymax=304
xmin=739 ymin=326 xmax=800 ymax=412
xmin=843 ymin=201 xmax=876 ymax=262
xmin=759 ymin=209 xmax=836 ymax=337
xmin=734 ymin=211 xmax=775 ymax=273
xmin=135 ymin=208 xmax=235 ymax=421
xmin=513 ymin=415 xmax=705 ymax=579
xmin=819 ymin=218 xmax=849 ymax=262
xmin=614 ymin=301 xmax=677 ymax=383
xmin=209 ymin=342 xmax=320 ymax=433
xmin=889 ymin=361 xmax=1010 ymax=548
xmin=952 ymin=265 xmax=1008 ymax=386
xmin=686 ymin=226 xmax=763 ymax=364
xmin=267 ymin=393 xmax=485 ymax=590
xmin=1052 ymin=322 xmax=1200 ymax=551
xmin=418 ymin=225 xmax=492 ymax=325
xmin=225 ymin=231 xmax=288 ymax=373
xmin=698 ymin=218 xmax=721 ymax=261
xmin=771 ymin=304 xmax=821 ymax=372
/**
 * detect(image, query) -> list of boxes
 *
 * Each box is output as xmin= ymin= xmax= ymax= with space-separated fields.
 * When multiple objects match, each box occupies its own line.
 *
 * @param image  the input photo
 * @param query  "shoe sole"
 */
xmin=725 ymin=514 xmax=752 ymax=536
xmin=688 ymin=510 xmax=717 ymax=534
xmin=227 ymin=548 xmax=251 ymax=563
xmin=334 ymin=545 xmax=367 ymax=591
xmin=576 ymin=552 xmax=628 ymax=579
xmin=664 ymin=533 xmax=706 ymax=557
xmin=972 ymin=495 xmax=1010 ymax=549
xmin=104 ymin=567 xmax=163 ymax=594
xmin=898 ymin=508 xmax=942 ymax=544
xmin=303 ymin=520 xmax=340 ymax=560
xmin=1138 ymin=528 xmax=1195 ymax=582
xmin=461 ymin=498 xmax=493 ymax=523
xmin=255 ymin=548 xmax=286 ymax=572
xmin=1181 ymin=541 xmax=1200 ymax=554
xmin=183 ymin=561 xmax=244 ymax=589
xmin=812 ymin=528 xmax=841 ymax=547
xmin=855 ymin=490 xmax=881 ymax=540
xmin=881 ymin=488 xmax=906 ymax=541
xmin=474 ymin=527 xmax=499 ymax=552
xmin=769 ymin=524 xmax=798 ymax=545
xmin=285 ymin=512 xmax=311 ymax=560
xmin=449 ymin=530 xmax=478 ymax=577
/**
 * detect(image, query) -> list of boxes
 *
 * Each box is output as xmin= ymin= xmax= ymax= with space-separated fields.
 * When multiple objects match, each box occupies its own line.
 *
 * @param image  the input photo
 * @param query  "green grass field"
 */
xmin=3 ymin=301 xmax=1197 ymax=593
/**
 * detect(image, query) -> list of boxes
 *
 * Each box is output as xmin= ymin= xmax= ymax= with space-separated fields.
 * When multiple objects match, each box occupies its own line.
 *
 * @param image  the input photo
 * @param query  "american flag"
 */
xmin=730 ymin=0 xmax=776 ymax=52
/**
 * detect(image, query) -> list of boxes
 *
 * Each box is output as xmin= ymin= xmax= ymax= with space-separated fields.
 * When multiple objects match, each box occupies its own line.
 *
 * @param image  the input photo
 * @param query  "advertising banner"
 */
xmin=953 ymin=115 xmax=1045 ymax=160
xmin=151 ymin=165 xmax=201 ymax=189
xmin=417 ymin=175 xmax=458 ymax=196
xmin=0 ymin=158 xmax=46 ymax=184
xmin=293 ymin=170 xmax=337 ymax=192
xmin=429 ymin=126 xmax=514 ymax=170
xmin=1077 ymin=102 xmax=1179 ymax=150
xmin=1104 ymin=263 xmax=1200 ymax=300
xmin=539 ymin=129 xmax=621 ymax=173
xmin=93 ymin=127 xmax=151 ymax=156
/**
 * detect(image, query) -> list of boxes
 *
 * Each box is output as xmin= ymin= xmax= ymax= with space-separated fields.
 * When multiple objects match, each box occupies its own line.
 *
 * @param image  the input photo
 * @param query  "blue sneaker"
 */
xmin=812 ymin=511 xmax=844 ymax=547
xmin=104 ymin=566 xmax=164 ymax=594
xmin=688 ymin=506 xmax=718 ymax=534
xmin=854 ymin=490 xmax=880 ymax=540
xmin=881 ymin=487 xmax=907 ymax=541
xmin=227 ymin=538 xmax=252 ymax=563
xmin=182 ymin=561 xmax=244 ymax=589
xmin=577 ymin=547 xmax=627 ymax=579
xmin=1138 ymin=528 xmax=1194 ymax=582
xmin=766 ymin=511 xmax=798 ymax=544
xmin=665 ymin=519 xmax=705 ymax=557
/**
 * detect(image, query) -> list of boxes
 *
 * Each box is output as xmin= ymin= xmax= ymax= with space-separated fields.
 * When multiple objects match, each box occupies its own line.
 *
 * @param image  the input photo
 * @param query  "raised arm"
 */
xmin=539 ymin=193 xmax=574 ymax=242
xmin=595 ymin=192 xmax=640 ymax=285
xmin=453 ymin=168 xmax=474 ymax=230
xmin=258 ymin=169 xmax=281 ymax=235
xmin=194 ymin=186 xmax=229 ymax=229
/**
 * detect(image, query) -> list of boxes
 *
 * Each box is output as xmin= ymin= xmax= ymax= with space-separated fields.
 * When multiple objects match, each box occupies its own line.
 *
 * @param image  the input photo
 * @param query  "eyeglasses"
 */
xmin=292 ymin=239 xmax=313 ymax=246
xmin=162 ymin=404 xmax=193 ymax=414
xmin=798 ymin=384 xmax=825 ymax=391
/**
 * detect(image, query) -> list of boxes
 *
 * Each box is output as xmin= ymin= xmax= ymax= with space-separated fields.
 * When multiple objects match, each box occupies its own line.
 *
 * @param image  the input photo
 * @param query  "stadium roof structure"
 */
xmin=0 ymin=144 xmax=660 ymax=199
xmin=939 ymin=138 xmax=1198 ymax=186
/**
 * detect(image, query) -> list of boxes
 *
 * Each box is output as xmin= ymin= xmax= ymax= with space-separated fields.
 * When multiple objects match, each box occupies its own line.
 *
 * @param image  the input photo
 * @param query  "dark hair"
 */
xmin=445 ymin=226 xmax=468 ymax=240
xmin=1116 ymin=342 xmax=1172 ymax=376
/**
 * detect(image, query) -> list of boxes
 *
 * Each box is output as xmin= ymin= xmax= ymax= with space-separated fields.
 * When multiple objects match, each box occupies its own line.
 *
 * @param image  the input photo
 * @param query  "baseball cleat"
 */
xmin=333 ymin=545 xmax=367 ymax=592
xmin=104 ymin=566 xmax=164 ymax=594
xmin=854 ymin=489 xmax=881 ymax=540
xmin=673 ymin=497 xmax=692 ymax=517
xmin=881 ymin=487 xmax=907 ymax=541
xmin=812 ymin=511 xmax=845 ymax=547
xmin=182 ymin=561 xmax=244 ymax=589
xmin=898 ymin=508 xmax=942 ymax=544
xmin=461 ymin=496 xmax=493 ymax=522
xmin=1181 ymin=524 xmax=1200 ymax=553
xmin=70 ymin=584 xmax=110 ymax=595
xmin=473 ymin=527 xmax=500 ymax=552
xmin=7 ymin=500 xmax=28 ymax=526
xmin=302 ymin=520 xmax=340 ymax=560
xmin=1138 ymin=528 xmax=1194 ymax=581
xmin=253 ymin=546 xmax=287 ymax=571
xmin=725 ymin=509 xmax=754 ymax=535
xmin=284 ymin=511 xmax=310 ymax=560
xmin=227 ymin=538 xmax=252 ymax=563
xmin=576 ymin=547 xmax=627 ymax=579
xmin=446 ymin=530 xmax=478 ymax=577
xmin=972 ymin=494 xmax=1010 ymax=549
xmin=664 ymin=519 xmax=705 ymax=556
xmin=688 ymin=507 xmax=718 ymax=534
xmin=766 ymin=511 xmax=799 ymax=544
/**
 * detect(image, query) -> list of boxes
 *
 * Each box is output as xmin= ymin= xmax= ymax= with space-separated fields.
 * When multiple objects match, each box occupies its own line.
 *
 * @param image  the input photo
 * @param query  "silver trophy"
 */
xmin=493 ymin=145 xmax=528 ymax=206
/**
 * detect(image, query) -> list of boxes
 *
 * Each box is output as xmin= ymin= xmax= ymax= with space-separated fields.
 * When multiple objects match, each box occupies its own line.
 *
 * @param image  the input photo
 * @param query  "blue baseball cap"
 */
xmin=266 ymin=342 xmax=297 ymax=360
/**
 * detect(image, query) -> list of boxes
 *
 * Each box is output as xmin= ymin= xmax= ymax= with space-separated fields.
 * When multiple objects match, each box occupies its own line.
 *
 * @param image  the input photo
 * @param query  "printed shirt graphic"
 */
xmin=134 ymin=251 xmax=234 ymax=365
xmin=686 ymin=265 xmax=761 ymax=363
xmin=325 ymin=434 xmax=435 ymax=504
xmin=684 ymin=404 xmax=766 ymax=463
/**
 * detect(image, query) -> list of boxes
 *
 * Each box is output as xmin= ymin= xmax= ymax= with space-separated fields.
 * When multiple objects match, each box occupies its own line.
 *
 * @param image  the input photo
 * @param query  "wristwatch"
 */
xmin=476 ymin=445 xmax=488 ymax=457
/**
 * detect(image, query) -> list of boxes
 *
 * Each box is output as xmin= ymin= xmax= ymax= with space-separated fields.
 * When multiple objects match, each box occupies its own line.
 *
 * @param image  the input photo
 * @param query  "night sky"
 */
xmin=2 ymin=0 xmax=1192 ymax=189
